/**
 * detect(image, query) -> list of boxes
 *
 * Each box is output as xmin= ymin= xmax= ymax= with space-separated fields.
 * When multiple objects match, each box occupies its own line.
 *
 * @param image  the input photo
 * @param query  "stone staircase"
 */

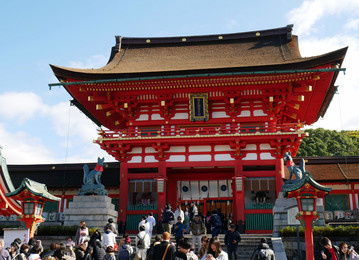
xmin=126 ymin=233 xmax=274 ymax=260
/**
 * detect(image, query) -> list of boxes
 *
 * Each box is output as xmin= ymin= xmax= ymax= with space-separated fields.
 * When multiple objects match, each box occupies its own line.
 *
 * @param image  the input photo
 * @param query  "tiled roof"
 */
xmin=50 ymin=25 xmax=347 ymax=80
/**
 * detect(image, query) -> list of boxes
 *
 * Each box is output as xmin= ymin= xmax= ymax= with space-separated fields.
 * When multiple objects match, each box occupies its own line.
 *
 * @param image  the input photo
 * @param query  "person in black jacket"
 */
xmin=153 ymin=232 xmax=175 ymax=260
xmin=161 ymin=204 xmax=175 ymax=234
xmin=92 ymin=240 xmax=106 ymax=260
xmin=320 ymin=237 xmax=340 ymax=260
xmin=224 ymin=224 xmax=241 ymax=260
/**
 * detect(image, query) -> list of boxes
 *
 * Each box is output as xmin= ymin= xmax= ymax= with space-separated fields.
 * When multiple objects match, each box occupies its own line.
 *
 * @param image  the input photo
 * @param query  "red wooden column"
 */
xmin=118 ymin=162 xmax=128 ymax=232
xmin=233 ymin=161 xmax=245 ymax=224
xmin=275 ymin=158 xmax=284 ymax=196
xmin=157 ymin=161 xmax=167 ymax=220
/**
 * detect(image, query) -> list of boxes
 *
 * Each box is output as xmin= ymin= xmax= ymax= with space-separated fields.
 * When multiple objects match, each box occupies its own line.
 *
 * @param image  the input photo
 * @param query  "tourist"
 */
xmin=173 ymin=216 xmax=187 ymax=249
xmin=19 ymin=244 xmax=30 ymax=260
xmin=216 ymin=209 xmax=224 ymax=234
xmin=8 ymin=242 xmax=22 ymax=260
xmin=224 ymin=224 xmax=241 ymax=260
xmin=190 ymin=215 xmax=206 ymax=253
xmin=173 ymin=238 xmax=192 ymax=260
xmin=135 ymin=225 xmax=150 ymax=260
xmin=208 ymin=238 xmax=228 ymax=260
xmin=119 ymin=233 xmax=130 ymax=246
xmin=153 ymin=232 xmax=175 ymax=260
xmin=320 ymin=237 xmax=340 ymax=260
xmin=83 ymin=246 xmax=92 ymax=260
xmin=209 ymin=210 xmax=222 ymax=237
xmin=146 ymin=212 xmax=156 ymax=237
xmin=75 ymin=244 xmax=87 ymax=260
xmin=198 ymin=236 xmax=209 ymax=260
xmin=138 ymin=216 xmax=151 ymax=236
xmin=174 ymin=205 xmax=185 ymax=226
xmin=103 ymin=227 xmax=117 ymax=249
xmin=53 ymin=248 xmax=65 ymax=260
xmin=161 ymin=204 xmax=175 ymax=234
xmin=117 ymin=237 xmax=133 ymax=260
xmin=189 ymin=202 xmax=198 ymax=222
xmin=66 ymin=238 xmax=75 ymax=249
xmin=27 ymin=245 xmax=42 ymax=260
xmin=250 ymin=238 xmax=275 ymax=260
xmin=65 ymin=245 xmax=76 ymax=260
xmin=104 ymin=218 xmax=118 ymax=235
xmin=146 ymin=235 xmax=161 ymax=260
xmin=92 ymin=240 xmax=106 ymax=260
xmin=75 ymin=221 xmax=89 ymax=247
xmin=103 ymin=246 xmax=116 ymax=260
xmin=41 ymin=243 xmax=60 ymax=258
xmin=338 ymin=242 xmax=359 ymax=260
xmin=0 ymin=238 xmax=10 ymax=260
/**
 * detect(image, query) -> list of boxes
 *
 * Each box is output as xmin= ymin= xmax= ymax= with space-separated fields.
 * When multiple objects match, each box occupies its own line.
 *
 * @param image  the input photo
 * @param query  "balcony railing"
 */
xmin=98 ymin=123 xmax=303 ymax=139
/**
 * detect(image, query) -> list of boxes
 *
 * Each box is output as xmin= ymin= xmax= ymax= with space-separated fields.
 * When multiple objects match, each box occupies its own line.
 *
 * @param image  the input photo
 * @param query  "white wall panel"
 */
xmin=242 ymin=153 xmax=258 ymax=160
xmin=188 ymin=155 xmax=212 ymax=161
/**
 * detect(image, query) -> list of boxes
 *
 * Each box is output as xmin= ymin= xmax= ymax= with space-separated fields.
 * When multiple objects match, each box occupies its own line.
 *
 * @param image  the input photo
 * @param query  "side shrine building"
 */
xmin=49 ymin=25 xmax=347 ymax=233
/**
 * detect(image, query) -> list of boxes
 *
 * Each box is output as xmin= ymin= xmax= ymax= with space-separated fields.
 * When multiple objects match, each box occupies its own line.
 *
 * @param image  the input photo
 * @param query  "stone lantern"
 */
xmin=284 ymin=172 xmax=331 ymax=260
xmin=6 ymin=178 xmax=60 ymax=238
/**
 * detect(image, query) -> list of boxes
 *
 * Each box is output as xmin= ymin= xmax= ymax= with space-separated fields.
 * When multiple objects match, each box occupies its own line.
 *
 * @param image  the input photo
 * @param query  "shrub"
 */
xmin=280 ymin=225 xmax=359 ymax=237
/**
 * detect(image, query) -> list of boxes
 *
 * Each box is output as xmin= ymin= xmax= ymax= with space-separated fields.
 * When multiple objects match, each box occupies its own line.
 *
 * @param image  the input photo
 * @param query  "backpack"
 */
xmin=213 ymin=215 xmax=222 ymax=228
xmin=118 ymin=245 xmax=131 ymax=260
xmin=137 ymin=234 xmax=146 ymax=249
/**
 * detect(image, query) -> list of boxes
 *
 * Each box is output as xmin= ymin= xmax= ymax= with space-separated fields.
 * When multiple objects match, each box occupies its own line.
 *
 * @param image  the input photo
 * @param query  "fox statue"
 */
xmin=83 ymin=157 xmax=104 ymax=185
xmin=283 ymin=152 xmax=304 ymax=184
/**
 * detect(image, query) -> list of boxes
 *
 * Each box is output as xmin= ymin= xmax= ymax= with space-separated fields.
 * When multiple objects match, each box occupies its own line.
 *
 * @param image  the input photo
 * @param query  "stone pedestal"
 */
xmin=64 ymin=196 xmax=118 ymax=228
xmin=272 ymin=192 xmax=325 ymax=237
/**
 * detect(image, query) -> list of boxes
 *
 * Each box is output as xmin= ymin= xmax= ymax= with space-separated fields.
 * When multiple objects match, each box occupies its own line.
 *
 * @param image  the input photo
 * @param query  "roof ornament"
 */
xmin=78 ymin=157 xmax=108 ymax=196
xmin=282 ymin=152 xmax=305 ymax=190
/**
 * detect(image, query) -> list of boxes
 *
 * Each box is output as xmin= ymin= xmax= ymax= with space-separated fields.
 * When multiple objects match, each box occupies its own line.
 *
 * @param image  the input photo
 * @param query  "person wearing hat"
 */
xmin=190 ymin=214 xmax=206 ymax=254
xmin=117 ymin=237 xmax=133 ymax=260
xmin=224 ymin=224 xmax=241 ymax=260
xmin=104 ymin=218 xmax=118 ymax=235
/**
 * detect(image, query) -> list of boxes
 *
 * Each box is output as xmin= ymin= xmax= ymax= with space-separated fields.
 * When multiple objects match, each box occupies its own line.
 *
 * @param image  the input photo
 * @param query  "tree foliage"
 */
xmin=297 ymin=128 xmax=359 ymax=156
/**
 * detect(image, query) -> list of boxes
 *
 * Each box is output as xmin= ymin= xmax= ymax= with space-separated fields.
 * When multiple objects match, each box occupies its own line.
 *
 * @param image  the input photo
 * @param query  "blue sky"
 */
xmin=1 ymin=0 xmax=358 ymax=164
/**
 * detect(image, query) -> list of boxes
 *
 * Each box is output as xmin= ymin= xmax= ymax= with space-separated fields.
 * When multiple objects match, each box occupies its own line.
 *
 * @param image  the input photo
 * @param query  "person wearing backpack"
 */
xmin=250 ymin=238 xmax=275 ymax=260
xmin=117 ymin=237 xmax=133 ymax=260
xmin=134 ymin=225 xmax=150 ymax=260
xmin=209 ymin=210 xmax=222 ymax=237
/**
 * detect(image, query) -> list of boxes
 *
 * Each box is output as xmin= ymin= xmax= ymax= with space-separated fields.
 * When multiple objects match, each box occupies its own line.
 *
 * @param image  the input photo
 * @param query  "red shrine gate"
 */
xmin=50 ymin=25 xmax=346 ymax=233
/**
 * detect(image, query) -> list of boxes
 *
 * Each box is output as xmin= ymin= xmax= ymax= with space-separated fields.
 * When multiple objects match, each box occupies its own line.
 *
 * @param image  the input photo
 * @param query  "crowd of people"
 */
xmin=4 ymin=204 xmax=357 ymax=260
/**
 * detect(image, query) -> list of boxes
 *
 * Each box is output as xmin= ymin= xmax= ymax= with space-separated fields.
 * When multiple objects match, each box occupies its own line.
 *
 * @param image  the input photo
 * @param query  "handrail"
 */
xmin=97 ymin=123 xmax=303 ymax=139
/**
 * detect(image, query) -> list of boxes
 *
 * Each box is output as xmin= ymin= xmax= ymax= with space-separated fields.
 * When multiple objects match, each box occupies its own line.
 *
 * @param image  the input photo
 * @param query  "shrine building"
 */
xmin=49 ymin=25 xmax=347 ymax=233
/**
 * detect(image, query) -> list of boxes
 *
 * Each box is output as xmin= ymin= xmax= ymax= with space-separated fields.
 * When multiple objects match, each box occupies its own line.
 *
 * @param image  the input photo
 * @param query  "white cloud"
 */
xmin=345 ymin=18 xmax=359 ymax=31
xmin=0 ymin=91 xmax=116 ymax=164
xmin=287 ymin=0 xmax=359 ymax=36
xmin=68 ymin=55 xmax=108 ymax=69
xmin=0 ymin=92 xmax=48 ymax=123
xmin=0 ymin=123 xmax=56 ymax=164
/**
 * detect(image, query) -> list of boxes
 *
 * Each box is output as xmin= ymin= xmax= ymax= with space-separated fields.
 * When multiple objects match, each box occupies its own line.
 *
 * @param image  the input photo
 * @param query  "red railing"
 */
xmin=98 ymin=123 xmax=303 ymax=139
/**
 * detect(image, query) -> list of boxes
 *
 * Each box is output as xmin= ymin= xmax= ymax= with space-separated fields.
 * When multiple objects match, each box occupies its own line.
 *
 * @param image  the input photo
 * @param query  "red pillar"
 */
xmin=119 ymin=162 xmax=128 ymax=232
xmin=157 ymin=161 xmax=167 ymax=220
xmin=304 ymin=216 xmax=315 ymax=260
xmin=275 ymin=158 xmax=284 ymax=197
xmin=233 ymin=161 xmax=245 ymax=224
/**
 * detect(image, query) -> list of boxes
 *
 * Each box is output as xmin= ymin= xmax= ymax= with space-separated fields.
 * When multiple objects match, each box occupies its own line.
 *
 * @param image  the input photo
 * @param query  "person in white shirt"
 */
xmin=174 ymin=205 xmax=185 ymax=225
xmin=146 ymin=212 xmax=156 ymax=237
xmin=210 ymin=238 xmax=228 ymax=260
xmin=138 ymin=215 xmax=151 ymax=236
xmin=103 ymin=227 xmax=117 ymax=248
xmin=135 ymin=225 xmax=151 ymax=260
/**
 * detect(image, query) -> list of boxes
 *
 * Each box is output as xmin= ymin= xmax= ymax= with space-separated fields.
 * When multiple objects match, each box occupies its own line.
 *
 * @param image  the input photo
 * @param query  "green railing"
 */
xmin=245 ymin=214 xmax=273 ymax=230
xmin=245 ymin=203 xmax=274 ymax=210
xmin=127 ymin=204 xmax=158 ymax=211
xmin=126 ymin=214 xmax=158 ymax=231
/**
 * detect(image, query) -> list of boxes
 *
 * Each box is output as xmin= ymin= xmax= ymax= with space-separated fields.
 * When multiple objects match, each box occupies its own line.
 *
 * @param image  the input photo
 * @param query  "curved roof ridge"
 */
xmin=114 ymin=24 xmax=294 ymax=46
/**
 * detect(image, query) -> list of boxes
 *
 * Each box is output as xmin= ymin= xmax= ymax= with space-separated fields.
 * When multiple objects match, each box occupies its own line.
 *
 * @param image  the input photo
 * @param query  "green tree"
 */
xmin=297 ymin=128 xmax=359 ymax=156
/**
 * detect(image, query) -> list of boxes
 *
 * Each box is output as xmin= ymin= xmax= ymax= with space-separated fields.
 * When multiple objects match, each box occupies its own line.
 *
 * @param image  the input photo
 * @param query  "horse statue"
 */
xmin=283 ymin=152 xmax=305 ymax=184
xmin=78 ymin=157 xmax=108 ymax=196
